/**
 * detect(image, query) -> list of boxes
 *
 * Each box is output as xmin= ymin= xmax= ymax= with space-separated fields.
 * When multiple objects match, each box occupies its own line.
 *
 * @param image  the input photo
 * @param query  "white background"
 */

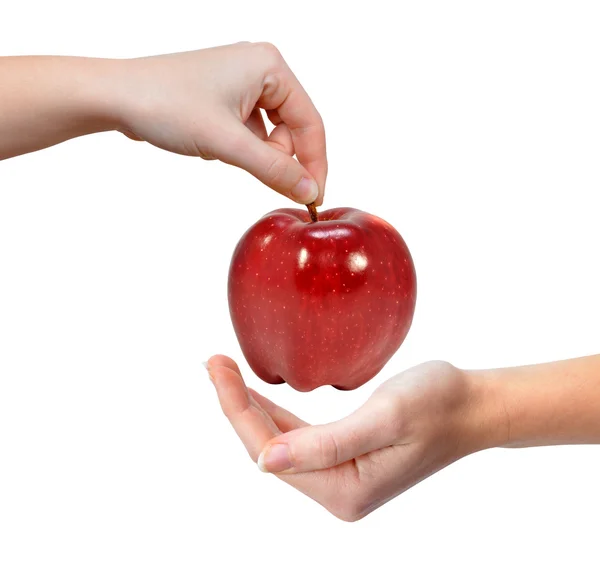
xmin=1 ymin=1 xmax=599 ymax=559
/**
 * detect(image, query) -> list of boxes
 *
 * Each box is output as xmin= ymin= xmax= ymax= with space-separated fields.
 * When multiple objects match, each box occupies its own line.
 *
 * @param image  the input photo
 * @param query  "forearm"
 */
xmin=470 ymin=354 xmax=600 ymax=449
xmin=0 ymin=56 xmax=122 ymax=160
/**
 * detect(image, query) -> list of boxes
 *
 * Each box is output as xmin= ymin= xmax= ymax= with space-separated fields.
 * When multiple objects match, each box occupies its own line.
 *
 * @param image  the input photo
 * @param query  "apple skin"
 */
xmin=228 ymin=207 xmax=417 ymax=392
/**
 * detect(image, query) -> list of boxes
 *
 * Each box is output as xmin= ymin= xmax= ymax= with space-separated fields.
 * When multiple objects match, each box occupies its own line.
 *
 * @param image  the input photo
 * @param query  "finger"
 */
xmin=206 ymin=355 xmax=298 ymax=432
xmin=207 ymin=358 xmax=280 ymax=461
xmin=245 ymin=108 xmax=268 ymax=140
xmin=257 ymin=395 xmax=399 ymax=474
xmin=217 ymin=123 xmax=319 ymax=205
xmin=258 ymin=65 xmax=328 ymax=205
xmin=208 ymin=354 xmax=241 ymax=373
xmin=207 ymin=355 xmax=273 ymax=416
xmin=266 ymin=109 xmax=282 ymax=126
xmin=266 ymin=123 xmax=294 ymax=156
xmin=207 ymin=355 xmax=362 ymax=515
xmin=248 ymin=388 xmax=309 ymax=432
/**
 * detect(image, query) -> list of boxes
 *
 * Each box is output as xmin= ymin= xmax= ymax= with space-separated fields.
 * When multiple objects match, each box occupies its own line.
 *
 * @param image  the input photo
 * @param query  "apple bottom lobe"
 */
xmin=244 ymin=339 xmax=397 ymax=392
xmin=332 ymin=384 xmax=354 ymax=391
xmin=331 ymin=384 xmax=360 ymax=392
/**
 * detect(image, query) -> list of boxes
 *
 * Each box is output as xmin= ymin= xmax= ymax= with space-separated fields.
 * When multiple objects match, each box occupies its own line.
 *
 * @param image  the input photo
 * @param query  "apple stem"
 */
xmin=307 ymin=203 xmax=318 ymax=223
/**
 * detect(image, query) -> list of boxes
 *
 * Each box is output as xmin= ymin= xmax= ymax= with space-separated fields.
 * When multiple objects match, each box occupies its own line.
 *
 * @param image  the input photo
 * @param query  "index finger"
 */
xmin=207 ymin=356 xmax=280 ymax=460
xmin=206 ymin=355 xmax=360 ymax=518
xmin=258 ymin=51 xmax=328 ymax=205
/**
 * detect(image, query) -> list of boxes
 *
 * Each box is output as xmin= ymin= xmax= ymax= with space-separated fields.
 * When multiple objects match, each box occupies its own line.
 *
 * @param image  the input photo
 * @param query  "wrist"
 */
xmin=463 ymin=354 xmax=600 ymax=451
xmin=460 ymin=367 xmax=512 ymax=453
xmin=478 ymin=355 xmax=600 ymax=449
xmin=70 ymin=57 xmax=126 ymax=134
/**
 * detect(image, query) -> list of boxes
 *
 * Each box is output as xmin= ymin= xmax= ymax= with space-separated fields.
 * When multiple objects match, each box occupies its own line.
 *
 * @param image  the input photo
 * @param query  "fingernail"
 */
xmin=291 ymin=178 xmax=318 ymax=204
xmin=257 ymin=443 xmax=292 ymax=473
xmin=202 ymin=361 xmax=214 ymax=382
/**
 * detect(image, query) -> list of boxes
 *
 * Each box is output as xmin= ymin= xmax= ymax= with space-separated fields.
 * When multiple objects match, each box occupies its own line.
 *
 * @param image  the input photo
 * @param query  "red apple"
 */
xmin=228 ymin=207 xmax=416 ymax=391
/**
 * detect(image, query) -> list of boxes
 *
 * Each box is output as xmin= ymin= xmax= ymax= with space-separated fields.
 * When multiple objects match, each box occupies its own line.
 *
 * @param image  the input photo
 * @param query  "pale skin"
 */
xmin=207 ymin=353 xmax=600 ymax=521
xmin=2 ymin=42 xmax=599 ymax=522
xmin=0 ymin=42 xmax=327 ymax=205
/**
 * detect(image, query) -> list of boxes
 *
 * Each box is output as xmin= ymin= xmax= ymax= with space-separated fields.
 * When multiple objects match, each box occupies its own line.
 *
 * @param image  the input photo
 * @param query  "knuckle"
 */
xmin=291 ymin=119 xmax=325 ymax=137
xmin=384 ymin=402 xmax=405 ymax=440
xmin=189 ymin=137 xmax=217 ymax=161
xmin=220 ymin=403 xmax=235 ymax=422
xmin=421 ymin=359 xmax=455 ymax=372
xmin=253 ymin=41 xmax=283 ymax=63
xmin=367 ymin=394 xmax=404 ymax=441
xmin=312 ymin=112 xmax=325 ymax=131
xmin=197 ymin=149 xmax=216 ymax=161
xmin=317 ymin=432 xmax=340 ymax=469
xmin=252 ymin=42 xmax=284 ymax=72
xmin=264 ymin=156 xmax=288 ymax=185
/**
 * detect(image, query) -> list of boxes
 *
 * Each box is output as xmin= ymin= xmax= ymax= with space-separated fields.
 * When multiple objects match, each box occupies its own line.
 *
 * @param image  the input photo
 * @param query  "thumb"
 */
xmin=257 ymin=398 xmax=398 ymax=474
xmin=217 ymin=124 xmax=319 ymax=205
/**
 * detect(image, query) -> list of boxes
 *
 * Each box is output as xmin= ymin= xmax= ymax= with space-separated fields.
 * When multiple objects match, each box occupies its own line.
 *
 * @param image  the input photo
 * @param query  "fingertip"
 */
xmin=202 ymin=360 xmax=214 ymax=383
xmin=314 ymin=190 xmax=325 ymax=207
xmin=257 ymin=442 xmax=293 ymax=474
xmin=208 ymin=354 xmax=240 ymax=373
xmin=206 ymin=358 xmax=246 ymax=391
xmin=291 ymin=177 xmax=319 ymax=205
xmin=210 ymin=366 xmax=253 ymax=420
xmin=257 ymin=448 xmax=268 ymax=472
